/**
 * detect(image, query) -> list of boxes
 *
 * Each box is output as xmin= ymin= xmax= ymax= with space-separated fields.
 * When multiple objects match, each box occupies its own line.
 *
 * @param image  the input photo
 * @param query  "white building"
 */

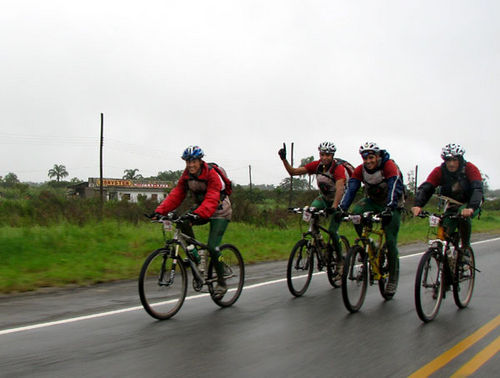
xmin=68 ymin=178 xmax=171 ymax=202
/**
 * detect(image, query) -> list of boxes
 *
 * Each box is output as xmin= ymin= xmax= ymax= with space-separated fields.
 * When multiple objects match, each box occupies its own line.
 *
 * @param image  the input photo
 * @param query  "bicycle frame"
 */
xmin=304 ymin=218 xmax=328 ymax=249
xmin=159 ymin=219 xmax=217 ymax=285
xmin=421 ymin=212 xmax=465 ymax=287
xmin=350 ymin=212 xmax=387 ymax=281
xmin=286 ymin=206 xmax=349 ymax=296
xmin=293 ymin=207 xmax=331 ymax=263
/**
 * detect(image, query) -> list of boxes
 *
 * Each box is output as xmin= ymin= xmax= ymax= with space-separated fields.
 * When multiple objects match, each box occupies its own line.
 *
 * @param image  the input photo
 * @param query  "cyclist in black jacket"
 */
xmin=412 ymin=143 xmax=483 ymax=247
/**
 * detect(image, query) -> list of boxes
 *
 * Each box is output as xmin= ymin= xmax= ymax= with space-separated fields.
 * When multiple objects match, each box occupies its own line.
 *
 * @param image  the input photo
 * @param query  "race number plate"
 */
xmin=350 ymin=215 xmax=361 ymax=224
xmin=429 ymin=215 xmax=440 ymax=227
xmin=163 ymin=220 xmax=173 ymax=231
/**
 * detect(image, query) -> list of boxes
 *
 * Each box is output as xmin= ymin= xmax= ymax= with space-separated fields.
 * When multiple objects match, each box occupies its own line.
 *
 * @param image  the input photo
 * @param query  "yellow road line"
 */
xmin=451 ymin=335 xmax=500 ymax=377
xmin=409 ymin=314 xmax=500 ymax=377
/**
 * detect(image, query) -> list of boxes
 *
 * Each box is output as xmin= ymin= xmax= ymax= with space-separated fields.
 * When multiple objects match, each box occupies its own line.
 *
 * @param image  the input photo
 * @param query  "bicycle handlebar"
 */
xmin=417 ymin=210 xmax=461 ymax=220
xmin=145 ymin=212 xmax=182 ymax=224
xmin=342 ymin=211 xmax=383 ymax=224
xmin=288 ymin=206 xmax=328 ymax=217
xmin=288 ymin=207 xmax=386 ymax=224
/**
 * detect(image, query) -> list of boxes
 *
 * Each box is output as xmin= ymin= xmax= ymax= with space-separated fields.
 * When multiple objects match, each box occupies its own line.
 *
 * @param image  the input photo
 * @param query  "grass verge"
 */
xmin=1 ymin=211 xmax=499 ymax=294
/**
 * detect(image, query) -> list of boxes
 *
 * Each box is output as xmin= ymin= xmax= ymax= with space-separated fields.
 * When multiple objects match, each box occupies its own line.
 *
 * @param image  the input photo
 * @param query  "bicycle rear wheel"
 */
xmin=327 ymin=235 xmax=349 ymax=288
xmin=378 ymin=244 xmax=399 ymax=300
xmin=208 ymin=244 xmax=245 ymax=307
xmin=341 ymin=245 xmax=368 ymax=313
xmin=414 ymin=249 xmax=444 ymax=322
xmin=138 ymin=247 xmax=187 ymax=320
xmin=453 ymin=247 xmax=475 ymax=308
xmin=287 ymin=239 xmax=314 ymax=297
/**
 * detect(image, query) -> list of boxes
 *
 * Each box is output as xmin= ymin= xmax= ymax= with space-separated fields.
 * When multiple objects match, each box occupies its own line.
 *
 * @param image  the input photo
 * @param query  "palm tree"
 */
xmin=123 ymin=169 xmax=143 ymax=180
xmin=48 ymin=164 xmax=69 ymax=182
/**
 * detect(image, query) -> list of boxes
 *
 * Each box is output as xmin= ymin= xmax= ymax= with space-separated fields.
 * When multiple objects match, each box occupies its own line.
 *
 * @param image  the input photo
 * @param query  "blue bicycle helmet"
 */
xmin=181 ymin=145 xmax=204 ymax=161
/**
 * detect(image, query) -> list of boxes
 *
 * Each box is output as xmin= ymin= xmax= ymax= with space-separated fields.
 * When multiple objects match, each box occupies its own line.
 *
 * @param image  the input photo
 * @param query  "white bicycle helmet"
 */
xmin=359 ymin=142 xmax=381 ymax=155
xmin=318 ymin=141 xmax=336 ymax=155
xmin=441 ymin=143 xmax=465 ymax=160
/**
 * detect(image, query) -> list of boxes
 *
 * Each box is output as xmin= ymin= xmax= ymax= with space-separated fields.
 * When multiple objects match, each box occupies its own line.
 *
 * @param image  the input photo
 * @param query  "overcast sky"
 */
xmin=1 ymin=1 xmax=499 ymax=189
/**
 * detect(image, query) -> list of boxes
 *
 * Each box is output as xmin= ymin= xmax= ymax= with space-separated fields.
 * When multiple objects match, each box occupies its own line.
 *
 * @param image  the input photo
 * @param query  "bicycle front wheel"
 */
xmin=453 ymin=247 xmax=475 ymax=308
xmin=326 ymin=235 xmax=349 ymax=288
xmin=287 ymin=239 xmax=314 ymax=297
xmin=208 ymin=244 xmax=245 ymax=307
xmin=341 ymin=245 xmax=368 ymax=313
xmin=414 ymin=249 xmax=444 ymax=322
xmin=138 ymin=248 xmax=187 ymax=320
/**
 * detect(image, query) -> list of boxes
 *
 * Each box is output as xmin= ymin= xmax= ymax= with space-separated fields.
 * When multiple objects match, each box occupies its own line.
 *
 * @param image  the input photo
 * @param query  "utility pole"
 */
xmin=289 ymin=142 xmax=294 ymax=207
xmin=99 ymin=113 xmax=104 ymax=219
xmin=248 ymin=165 xmax=252 ymax=191
xmin=415 ymin=164 xmax=418 ymax=195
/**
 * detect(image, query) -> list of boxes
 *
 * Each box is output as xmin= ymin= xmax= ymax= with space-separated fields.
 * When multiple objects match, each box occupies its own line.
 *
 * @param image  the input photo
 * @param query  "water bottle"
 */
xmin=187 ymin=245 xmax=200 ymax=264
xmin=198 ymin=249 xmax=206 ymax=273
xmin=446 ymin=246 xmax=456 ymax=272
xmin=369 ymin=238 xmax=376 ymax=254
xmin=446 ymin=245 xmax=455 ymax=258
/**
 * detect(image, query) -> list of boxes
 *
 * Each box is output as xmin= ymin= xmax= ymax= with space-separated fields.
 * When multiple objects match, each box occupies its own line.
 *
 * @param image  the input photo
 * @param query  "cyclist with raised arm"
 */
xmin=339 ymin=142 xmax=405 ymax=297
xmin=153 ymin=145 xmax=232 ymax=297
xmin=411 ymin=143 xmax=483 ymax=247
xmin=278 ymin=141 xmax=348 ymax=276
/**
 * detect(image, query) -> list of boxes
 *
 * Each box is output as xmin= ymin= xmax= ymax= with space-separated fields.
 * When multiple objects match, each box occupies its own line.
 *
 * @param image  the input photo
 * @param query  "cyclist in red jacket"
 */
xmin=154 ymin=146 xmax=232 ymax=297
xmin=412 ymin=143 xmax=483 ymax=247
xmin=279 ymin=141 xmax=348 ymax=277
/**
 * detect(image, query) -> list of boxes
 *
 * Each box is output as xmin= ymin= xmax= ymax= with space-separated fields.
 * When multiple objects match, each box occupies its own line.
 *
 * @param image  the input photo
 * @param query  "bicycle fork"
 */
xmin=159 ymin=246 xmax=178 ymax=287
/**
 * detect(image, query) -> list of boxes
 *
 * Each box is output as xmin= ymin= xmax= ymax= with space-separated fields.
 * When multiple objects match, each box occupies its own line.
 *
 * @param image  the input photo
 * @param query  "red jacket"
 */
xmin=155 ymin=162 xmax=222 ymax=219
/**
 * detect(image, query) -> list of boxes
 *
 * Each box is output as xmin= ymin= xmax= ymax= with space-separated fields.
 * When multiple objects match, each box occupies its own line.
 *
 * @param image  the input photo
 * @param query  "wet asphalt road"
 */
xmin=1 ymin=235 xmax=499 ymax=377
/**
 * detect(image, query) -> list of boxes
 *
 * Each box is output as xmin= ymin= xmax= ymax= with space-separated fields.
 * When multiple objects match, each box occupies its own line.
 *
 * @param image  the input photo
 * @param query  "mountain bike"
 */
xmin=286 ymin=206 xmax=349 ymax=297
xmin=138 ymin=213 xmax=245 ymax=320
xmin=341 ymin=211 xmax=398 ymax=312
xmin=414 ymin=207 xmax=477 ymax=322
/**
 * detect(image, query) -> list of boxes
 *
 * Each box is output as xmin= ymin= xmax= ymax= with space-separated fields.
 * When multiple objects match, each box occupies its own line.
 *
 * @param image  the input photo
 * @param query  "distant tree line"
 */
xmin=0 ymin=159 xmax=496 ymax=227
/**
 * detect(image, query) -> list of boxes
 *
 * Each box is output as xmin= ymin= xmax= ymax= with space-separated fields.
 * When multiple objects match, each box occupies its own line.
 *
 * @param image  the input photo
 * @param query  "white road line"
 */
xmin=472 ymin=237 xmax=500 ymax=245
xmin=1 ymin=237 xmax=498 ymax=336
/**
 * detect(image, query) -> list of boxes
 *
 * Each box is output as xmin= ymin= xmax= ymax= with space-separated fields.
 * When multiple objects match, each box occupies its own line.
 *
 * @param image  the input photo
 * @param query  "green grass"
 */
xmin=1 ymin=211 xmax=499 ymax=294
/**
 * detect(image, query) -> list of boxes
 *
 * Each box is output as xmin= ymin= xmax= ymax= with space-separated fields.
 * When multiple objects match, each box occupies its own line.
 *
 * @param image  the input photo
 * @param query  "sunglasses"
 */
xmin=361 ymin=152 xmax=377 ymax=159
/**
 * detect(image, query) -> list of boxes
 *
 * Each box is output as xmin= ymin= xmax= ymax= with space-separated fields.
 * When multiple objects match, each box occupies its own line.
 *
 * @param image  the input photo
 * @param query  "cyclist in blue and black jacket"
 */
xmin=340 ymin=142 xmax=405 ymax=297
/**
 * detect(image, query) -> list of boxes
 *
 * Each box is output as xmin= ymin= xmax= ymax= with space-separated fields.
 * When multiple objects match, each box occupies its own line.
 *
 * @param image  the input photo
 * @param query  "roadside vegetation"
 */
xmin=1 ymin=182 xmax=499 ymax=294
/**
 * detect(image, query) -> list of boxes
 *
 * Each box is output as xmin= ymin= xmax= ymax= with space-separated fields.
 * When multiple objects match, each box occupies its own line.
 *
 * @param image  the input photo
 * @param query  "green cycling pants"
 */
xmin=179 ymin=218 xmax=229 ymax=282
xmin=310 ymin=196 xmax=343 ymax=261
xmin=443 ymin=205 xmax=480 ymax=247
